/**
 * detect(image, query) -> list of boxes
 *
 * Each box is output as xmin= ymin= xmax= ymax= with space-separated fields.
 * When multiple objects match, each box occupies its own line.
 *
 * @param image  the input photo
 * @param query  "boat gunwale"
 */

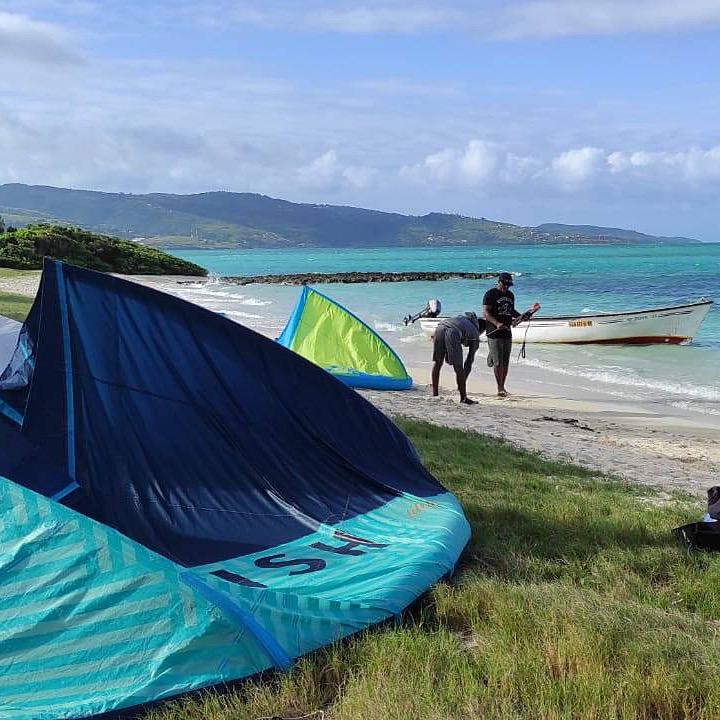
xmin=420 ymin=299 xmax=713 ymax=325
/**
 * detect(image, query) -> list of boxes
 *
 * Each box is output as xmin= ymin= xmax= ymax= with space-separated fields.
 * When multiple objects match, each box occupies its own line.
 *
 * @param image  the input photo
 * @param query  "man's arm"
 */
xmin=463 ymin=343 xmax=478 ymax=378
xmin=484 ymin=304 xmax=507 ymax=331
xmin=511 ymin=296 xmax=522 ymax=324
xmin=512 ymin=302 xmax=541 ymax=327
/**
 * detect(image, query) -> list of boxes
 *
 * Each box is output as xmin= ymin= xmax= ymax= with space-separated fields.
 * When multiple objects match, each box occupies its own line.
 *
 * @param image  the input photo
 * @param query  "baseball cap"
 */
xmin=498 ymin=272 xmax=514 ymax=286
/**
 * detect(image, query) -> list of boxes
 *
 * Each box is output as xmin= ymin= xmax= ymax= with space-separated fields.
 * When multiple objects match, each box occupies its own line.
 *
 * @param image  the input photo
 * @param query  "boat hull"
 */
xmin=418 ymin=300 xmax=713 ymax=345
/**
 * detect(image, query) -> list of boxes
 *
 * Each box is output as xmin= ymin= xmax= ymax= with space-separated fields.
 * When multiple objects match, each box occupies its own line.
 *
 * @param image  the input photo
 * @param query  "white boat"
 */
xmin=418 ymin=299 xmax=714 ymax=345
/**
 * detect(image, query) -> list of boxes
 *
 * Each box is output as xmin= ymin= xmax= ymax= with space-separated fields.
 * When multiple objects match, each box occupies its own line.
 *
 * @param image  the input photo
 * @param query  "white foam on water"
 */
xmin=177 ymin=282 xmax=206 ymax=289
xmin=187 ymin=288 xmax=246 ymax=299
xmin=374 ymin=322 xmax=401 ymax=332
xmin=520 ymin=357 xmax=720 ymax=402
xmin=400 ymin=332 xmax=429 ymax=344
xmin=670 ymin=401 xmax=720 ymax=416
xmin=528 ymin=376 xmax=645 ymax=401
xmin=239 ymin=297 xmax=272 ymax=306
xmin=223 ymin=310 xmax=265 ymax=320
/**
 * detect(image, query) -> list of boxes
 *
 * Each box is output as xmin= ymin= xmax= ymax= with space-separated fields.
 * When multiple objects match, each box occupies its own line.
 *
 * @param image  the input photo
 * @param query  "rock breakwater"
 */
xmin=216 ymin=271 xmax=500 ymax=285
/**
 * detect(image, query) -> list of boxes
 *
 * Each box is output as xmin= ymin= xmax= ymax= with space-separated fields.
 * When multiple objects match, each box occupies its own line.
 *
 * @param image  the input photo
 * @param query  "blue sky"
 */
xmin=1 ymin=1 xmax=719 ymax=239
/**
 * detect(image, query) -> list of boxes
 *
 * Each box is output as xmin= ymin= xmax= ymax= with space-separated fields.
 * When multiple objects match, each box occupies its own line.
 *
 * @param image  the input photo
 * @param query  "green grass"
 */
xmin=0 ymin=290 xmax=32 ymax=321
xmin=142 ymin=421 xmax=720 ymax=718
xmin=0 ymin=267 xmax=34 ymax=320
xmin=0 ymin=267 xmax=35 ymax=279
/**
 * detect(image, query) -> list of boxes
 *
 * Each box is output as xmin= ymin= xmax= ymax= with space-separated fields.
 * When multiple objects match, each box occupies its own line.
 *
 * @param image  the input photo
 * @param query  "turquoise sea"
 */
xmin=169 ymin=244 xmax=720 ymax=417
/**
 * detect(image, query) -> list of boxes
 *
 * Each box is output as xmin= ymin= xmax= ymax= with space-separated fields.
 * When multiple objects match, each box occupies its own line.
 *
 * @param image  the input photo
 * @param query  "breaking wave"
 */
xmin=520 ymin=357 xmax=720 ymax=402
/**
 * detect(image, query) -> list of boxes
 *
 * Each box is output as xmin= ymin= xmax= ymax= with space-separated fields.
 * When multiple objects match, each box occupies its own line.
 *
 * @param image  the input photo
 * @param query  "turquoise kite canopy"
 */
xmin=0 ymin=261 xmax=468 ymax=718
xmin=278 ymin=286 xmax=412 ymax=390
xmin=0 ymin=471 xmax=468 ymax=719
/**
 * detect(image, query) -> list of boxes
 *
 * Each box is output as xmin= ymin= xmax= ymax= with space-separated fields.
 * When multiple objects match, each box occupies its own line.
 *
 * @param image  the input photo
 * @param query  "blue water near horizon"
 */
xmin=170 ymin=243 xmax=720 ymax=417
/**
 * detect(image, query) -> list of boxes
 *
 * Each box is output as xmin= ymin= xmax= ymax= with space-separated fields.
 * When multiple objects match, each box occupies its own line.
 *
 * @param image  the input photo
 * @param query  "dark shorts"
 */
xmin=487 ymin=337 xmax=512 ymax=367
xmin=432 ymin=326 xmax=463 ymax=367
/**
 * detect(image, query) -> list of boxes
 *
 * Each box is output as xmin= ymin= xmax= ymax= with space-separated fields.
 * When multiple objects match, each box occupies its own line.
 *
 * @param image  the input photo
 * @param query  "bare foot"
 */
xmin=497 ymin=389 xmax=508 ymax=397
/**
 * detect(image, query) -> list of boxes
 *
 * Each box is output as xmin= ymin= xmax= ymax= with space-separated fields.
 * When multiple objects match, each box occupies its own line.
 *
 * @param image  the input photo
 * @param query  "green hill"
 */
xmin=535 ymin=223 xmax=691 ymax=243
xmin=0 ymin=183 xmax=699 ymax=248
xmin=0 ymin=223 xmax=206 ymax=275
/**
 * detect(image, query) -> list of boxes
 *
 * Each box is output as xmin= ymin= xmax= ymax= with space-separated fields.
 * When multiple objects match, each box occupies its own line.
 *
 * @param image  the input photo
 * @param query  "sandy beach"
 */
xmin=362 ymin=370 xmax=720 ymax=496
xmin=3 ymin=270 xmax=718 ymax=499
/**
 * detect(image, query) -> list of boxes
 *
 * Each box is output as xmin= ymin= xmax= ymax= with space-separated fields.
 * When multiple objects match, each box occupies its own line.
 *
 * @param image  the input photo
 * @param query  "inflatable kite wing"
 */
xmin=278 ymin=286 xmax=412 ymax=390
xmin=0 ymin=260 xmax=469 ymax=719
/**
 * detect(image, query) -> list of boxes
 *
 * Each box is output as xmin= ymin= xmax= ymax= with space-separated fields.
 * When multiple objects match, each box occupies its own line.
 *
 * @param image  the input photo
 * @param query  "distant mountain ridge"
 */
xmin=0 ymin=183 xmax=698 ymax=248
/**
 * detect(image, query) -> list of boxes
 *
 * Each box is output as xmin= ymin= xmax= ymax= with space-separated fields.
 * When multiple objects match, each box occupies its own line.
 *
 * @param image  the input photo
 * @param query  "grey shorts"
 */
xmin=432 ymin=326 xmax=463 ymax=367
xmin=487 ymin=337 xmax=512 ymax=367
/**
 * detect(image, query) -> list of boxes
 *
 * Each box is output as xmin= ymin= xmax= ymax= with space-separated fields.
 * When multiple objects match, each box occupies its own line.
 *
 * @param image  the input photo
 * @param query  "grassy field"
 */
xmin=0 ymin=292 xmax=32 ymax=321
xmin=145 ymin=419 xmax=719 ymax=720
xmin=0 ymin=267 xmax=35 ymax=280
xmin=0 ymin=268 xmax=33 ymax=320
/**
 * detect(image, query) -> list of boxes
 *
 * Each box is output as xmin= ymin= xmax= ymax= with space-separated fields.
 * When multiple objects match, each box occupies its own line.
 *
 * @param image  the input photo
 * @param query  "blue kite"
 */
xmin=0 ymin=260 xmax=470 ymax=719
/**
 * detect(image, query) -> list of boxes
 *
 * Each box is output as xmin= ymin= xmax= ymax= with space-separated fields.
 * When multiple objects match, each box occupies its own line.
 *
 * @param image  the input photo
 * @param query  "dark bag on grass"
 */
xmin=672 ymin=522 xmax=720 ymax=551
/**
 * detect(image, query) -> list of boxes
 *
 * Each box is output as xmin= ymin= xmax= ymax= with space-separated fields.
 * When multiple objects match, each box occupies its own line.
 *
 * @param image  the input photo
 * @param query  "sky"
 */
xmin=1 ymin=1 xmax=719 ymax=240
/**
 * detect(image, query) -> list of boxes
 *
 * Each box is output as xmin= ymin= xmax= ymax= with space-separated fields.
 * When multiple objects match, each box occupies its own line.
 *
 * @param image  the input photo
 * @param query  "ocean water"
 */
xmin=170 ymin=244 xmax=720 ymax=417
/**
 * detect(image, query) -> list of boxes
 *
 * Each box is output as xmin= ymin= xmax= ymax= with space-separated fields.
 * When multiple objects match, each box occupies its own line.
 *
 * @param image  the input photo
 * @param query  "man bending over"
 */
xmin=431 ymin=312 xmax=481 ymax=405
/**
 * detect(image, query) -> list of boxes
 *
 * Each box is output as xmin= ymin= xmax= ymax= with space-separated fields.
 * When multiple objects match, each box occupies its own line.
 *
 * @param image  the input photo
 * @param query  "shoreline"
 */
xmin=364 ymin=362 xmax=720 ymax=495
xmin=2 ymin=270 xmax=717 ymax=498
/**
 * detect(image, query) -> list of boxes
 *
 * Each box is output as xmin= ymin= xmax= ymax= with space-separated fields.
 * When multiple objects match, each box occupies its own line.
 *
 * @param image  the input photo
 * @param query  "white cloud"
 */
xmin=606 ymin=146 xmax=720 ymax=182
xmin=420 ymin=148 xmax=459 ymax=184
xmin=400 ymin=139 xmax=720 ymax=197
xmin=297 ymin=150 xmax=340 ymax=187
xmin=0 ymin=11 xmax=82 ymax=65
xmin=218 ymin=2 xmax=461 ymax=34
xmin=458 ymin=140 xmax=499 ymax=183
xmin=44 ymin=0 xmax=720 ymax=40
xmin=502 ymin=153 xmax=542 ymax=184
xmin=202 ymin=0 xmax=720 ymax=37
xmin=401 ymin=140 xmax=541 ymax=189
xmin=495 ymin=0 xmax=720 ymax=39
xmin=305 ymin=6 xmax=457 ymax=33
xmin=550 ymin=147 xmax=605 ymax=186
xmin=342 ymin=164 xmax=378 ymax=189
xmin=401 ymin=140 xmax=502 ymax=186
xmin=296 ymin=150 xmax=377 ymax=191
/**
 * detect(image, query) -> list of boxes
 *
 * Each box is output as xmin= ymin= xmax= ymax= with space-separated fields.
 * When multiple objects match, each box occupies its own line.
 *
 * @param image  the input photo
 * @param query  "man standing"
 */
xmin=483 ymin=272 xmax=521 ymax=397
xmin=431 ymin=312 xmax=481 ymax=405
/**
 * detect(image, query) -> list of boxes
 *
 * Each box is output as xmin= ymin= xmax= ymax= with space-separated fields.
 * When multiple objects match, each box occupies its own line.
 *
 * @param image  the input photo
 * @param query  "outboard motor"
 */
xmin=404 ymin=299 xmax=442 ymax=325
xmin=427 ymin=299 xmax=441 ymax=317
